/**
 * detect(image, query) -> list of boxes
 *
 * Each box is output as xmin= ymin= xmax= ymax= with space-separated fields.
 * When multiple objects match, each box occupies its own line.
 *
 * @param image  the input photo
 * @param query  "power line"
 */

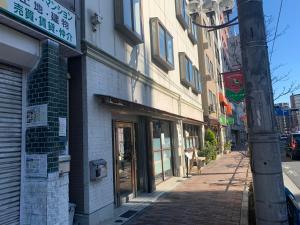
xmin=270 ymin=0 xmax=284 ymax=63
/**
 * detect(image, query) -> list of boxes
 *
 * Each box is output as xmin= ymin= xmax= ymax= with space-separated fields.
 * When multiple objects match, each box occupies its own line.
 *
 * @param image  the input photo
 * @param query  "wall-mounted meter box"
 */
xmin=89 ymin=159 xmax=107 ymax=181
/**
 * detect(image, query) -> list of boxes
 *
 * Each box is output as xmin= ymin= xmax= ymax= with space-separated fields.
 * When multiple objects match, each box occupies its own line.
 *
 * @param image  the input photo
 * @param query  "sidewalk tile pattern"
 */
xmin=126 ymin=152 xmax=250 ymax=225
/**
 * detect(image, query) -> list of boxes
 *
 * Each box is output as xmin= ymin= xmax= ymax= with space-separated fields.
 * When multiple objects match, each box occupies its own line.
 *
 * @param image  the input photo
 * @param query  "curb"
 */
xmin=240 ymin=164 xmax=250 ymax=225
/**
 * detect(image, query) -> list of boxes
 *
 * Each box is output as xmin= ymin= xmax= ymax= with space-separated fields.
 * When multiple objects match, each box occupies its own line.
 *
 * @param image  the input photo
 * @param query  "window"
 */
xmin=193 ymin=67 xmax=202 ymax=94
xmin=179 ymin=52 xmax=193 ymax=87
xmin=209 ymin=61 xmax=214 ymax=78
xmin=183 ymin=124 xmax=201 ymax=151
xmin=203 ymin=20 xmax=209 ymax=41
xmin=175 ymin=0 xmax=189 ymax=29
xmin=115 ymin=0 xmax=143 ymax=45
xmin=215 ymin=43 xmax=220 ymax=64
xmin=150 ymin=18 xmax=174 ymax=71
xmin=188 ymin=18 xmax=198 ymax=44
xmin=209 ymin=91 xmax=217 ymax=113
xmin=205 ymin=54 xmax=209 ymax=73
xmin=218 ymin=70 xmax=223 ymax=90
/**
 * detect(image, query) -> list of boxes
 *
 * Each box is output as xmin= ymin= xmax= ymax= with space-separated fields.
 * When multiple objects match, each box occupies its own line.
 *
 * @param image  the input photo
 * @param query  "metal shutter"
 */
xmin=0 ymin=64 xmax=22 ymax=225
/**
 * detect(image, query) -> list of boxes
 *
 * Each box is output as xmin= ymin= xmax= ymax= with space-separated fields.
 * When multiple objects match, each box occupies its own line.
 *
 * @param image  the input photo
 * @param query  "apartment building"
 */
xmin=69 ymin=1 xmax=204 ymax=224
xmin=0 ymin=0 xmax=81 ymax=224
xmin=196 ymin=9 xmax=227 ymax=154
xmin=223 ymin=33 xmax=247 ymax=147
xmin=274 ymin=103 xmax=292 ymax=134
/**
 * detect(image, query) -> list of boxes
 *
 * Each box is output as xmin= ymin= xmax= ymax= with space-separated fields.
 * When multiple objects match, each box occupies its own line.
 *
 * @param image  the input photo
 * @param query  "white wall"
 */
xmin=82 ymin=0 xmax=205 ymax=220
xmin=84 ymin=0 xmax=203 ymax=121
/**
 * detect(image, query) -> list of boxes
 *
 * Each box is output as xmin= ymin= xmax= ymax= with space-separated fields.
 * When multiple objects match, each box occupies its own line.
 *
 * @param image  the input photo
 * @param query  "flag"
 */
xmin=223 ymin=70 xmax=245 ymax=103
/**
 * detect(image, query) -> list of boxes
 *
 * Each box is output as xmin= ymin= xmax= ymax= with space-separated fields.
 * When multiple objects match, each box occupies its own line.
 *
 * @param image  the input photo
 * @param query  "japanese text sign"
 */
xmin=0 ymin=0 xmax=76 ymax=46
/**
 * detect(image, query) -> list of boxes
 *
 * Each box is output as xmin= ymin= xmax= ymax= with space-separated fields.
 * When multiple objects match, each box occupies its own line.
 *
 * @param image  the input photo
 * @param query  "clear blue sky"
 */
xmin=232 ymin=1 xmax=299 ymax=105
xmin=263 ymin=0 xmax=300 ymax=104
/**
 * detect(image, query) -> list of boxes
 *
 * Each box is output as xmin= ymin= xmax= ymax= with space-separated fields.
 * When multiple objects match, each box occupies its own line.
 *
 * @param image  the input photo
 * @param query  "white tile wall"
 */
xmin=23 ymin=173 xmax=69 ymax=225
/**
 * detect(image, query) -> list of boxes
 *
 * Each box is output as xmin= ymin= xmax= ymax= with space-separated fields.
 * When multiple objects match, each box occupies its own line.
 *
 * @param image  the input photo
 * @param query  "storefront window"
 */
xmin=152 ymin=120 xmax=173 ymax=184
xmin=183 ymin=124 xmax=200 ymax=151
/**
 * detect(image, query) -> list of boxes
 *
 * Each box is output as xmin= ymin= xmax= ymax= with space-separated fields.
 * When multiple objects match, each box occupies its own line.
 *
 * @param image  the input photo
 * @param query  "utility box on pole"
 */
xmin=237 ymin=0 xmax=288 ymax=224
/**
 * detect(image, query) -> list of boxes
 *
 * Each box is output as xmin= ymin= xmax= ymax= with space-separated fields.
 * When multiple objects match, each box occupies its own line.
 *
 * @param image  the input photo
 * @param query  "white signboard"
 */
xmin=185 ymin=151 xmax=193 ymax=160
xmin=161 ymin=133 xmax=165 ymax=146
xmin=0 ymin=0 xmax=76 ymax=46
xmin=26 ymin=154 xmax=48 ymax=178
xmin=26 ymin=104 xmax=48 ymax=128
xmin=59 ymin=117 xmax=66 ymax=137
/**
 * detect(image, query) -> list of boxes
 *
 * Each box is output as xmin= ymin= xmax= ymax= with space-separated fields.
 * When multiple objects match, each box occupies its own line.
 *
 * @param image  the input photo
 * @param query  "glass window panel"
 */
xmin=192 ymin=23 xmax=197 ymax=41
xmin=166 ymin=34 xmax=174 ymax=65
xmin=185 ymin=57 xmax=189 ymax=82
xmin=163 ymin=137 xmax=171 ymax=149
xmin=154 ymin=161 xmax=163 ymax=175
xmin=152 ymin=138 xmax=161 ymax=151
xmin=182 ymin=0 xmax=189 ymax=25
xmin=163 ymin=150 xmax=172 ymax=171
xmin=154 ymin=151 xmax=162 ymax=161
xmin=159 ymin=26 xmax=166 ymax=60
xmin=189 ymin=60 xmax=193 ymax=83
xmin=133 ymin=0 xmax=142 ymax=35
xmin=123 ymin=0 xmax=133 ymax=30
xmin=194 ymin=69 xmax=198 ymax=88
xmin=181 ymin=0 xmax=186 ymax=19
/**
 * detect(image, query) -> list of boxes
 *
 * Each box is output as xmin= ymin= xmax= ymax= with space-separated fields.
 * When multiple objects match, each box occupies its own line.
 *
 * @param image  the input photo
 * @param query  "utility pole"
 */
xmin=237 ymin=0 xmax=288 ymax=224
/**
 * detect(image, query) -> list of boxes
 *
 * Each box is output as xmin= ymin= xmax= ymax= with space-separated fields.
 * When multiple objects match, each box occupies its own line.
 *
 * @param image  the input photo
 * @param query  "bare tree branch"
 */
xmin=274 ymin=83 xmax=300 ymax=101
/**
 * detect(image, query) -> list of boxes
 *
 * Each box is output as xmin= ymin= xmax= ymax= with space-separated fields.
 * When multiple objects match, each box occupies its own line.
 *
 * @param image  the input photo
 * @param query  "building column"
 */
xmin=23 ymin=40 xmax=69 ymax=225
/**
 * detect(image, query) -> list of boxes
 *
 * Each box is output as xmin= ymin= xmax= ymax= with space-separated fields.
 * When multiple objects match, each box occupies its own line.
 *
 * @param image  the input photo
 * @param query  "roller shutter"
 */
xmin=0 ymin=64 xmax=22 ymax=225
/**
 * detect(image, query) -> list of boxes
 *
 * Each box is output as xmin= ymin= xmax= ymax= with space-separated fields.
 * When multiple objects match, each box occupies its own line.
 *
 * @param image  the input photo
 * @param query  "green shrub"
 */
xmin=205 ymin=129 xmax=217 ymax=146
xmin=224 ymin=141 xmax=232 ymax=150
xmin=198 ymin=141 xmax=217 ymax=162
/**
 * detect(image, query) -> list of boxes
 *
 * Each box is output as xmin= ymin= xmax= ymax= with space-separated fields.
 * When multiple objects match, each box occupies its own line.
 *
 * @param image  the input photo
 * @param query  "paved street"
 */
xmin=125 ymin=152 xmax=250 ymax=225
xmin=282 ymin=161 xmax=300 ymax=190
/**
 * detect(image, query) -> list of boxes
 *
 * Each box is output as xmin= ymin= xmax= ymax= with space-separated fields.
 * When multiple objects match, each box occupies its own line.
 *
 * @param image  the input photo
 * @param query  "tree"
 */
xmin=229 ymin=15 xmax=300 ymax=101
xmin=266 ymin=14 xmax=300 ymax=100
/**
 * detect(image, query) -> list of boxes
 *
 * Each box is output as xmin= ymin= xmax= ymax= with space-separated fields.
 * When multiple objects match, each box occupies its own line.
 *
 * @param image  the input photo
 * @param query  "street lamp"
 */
xmin=187 ymin=0 xmax=237 ymax=30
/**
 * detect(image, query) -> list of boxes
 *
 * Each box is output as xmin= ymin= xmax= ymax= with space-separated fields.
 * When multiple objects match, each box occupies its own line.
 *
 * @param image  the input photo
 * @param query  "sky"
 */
xmin=263 ymin=0 xmax=300 ymax=104
xmin=231 ymin=0 xmax=299 ymax=105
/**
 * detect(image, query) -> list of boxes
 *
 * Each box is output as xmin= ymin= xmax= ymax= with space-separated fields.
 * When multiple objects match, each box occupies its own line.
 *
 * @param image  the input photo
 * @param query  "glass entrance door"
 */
xmin=115 ymin=122 xmax=136 ymax=206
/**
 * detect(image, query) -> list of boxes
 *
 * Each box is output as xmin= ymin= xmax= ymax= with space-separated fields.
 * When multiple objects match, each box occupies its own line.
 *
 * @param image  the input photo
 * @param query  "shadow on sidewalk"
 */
xmin=123 ymin=153 xmax=249 ymax=225
xmin=124 ymin=190 xmax=245 ymax=225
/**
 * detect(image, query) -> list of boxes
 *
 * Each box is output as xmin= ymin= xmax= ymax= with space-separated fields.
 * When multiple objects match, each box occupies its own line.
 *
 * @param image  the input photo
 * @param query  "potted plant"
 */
xmin=224 ymin=141 xmax=232 ymax=154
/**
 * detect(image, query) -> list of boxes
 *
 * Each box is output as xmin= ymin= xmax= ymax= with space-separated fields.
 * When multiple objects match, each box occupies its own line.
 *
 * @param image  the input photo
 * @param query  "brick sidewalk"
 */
xmin=125 ymin=152 xmax=250 ymax=225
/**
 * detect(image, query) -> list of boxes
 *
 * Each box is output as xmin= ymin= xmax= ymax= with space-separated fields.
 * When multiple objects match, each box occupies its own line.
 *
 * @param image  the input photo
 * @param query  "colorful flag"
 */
xmin=223 ymin=70 xmax=245 ymax=103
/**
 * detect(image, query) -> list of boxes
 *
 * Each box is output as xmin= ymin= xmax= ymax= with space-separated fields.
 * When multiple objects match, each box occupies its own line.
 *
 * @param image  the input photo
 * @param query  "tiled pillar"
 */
xmin=23 ymin=40 xmax=69 ymax=225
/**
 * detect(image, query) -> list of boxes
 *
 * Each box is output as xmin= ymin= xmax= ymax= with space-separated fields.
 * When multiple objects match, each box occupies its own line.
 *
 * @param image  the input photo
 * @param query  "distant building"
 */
xmin=290 ymin=94 xmax=300 ymax=132
xmin=223 ymin=33 xmax=247 ymax=147
xmin=228 ymin=35 xmax=242 ymax=71
xmin=274 ymin=103 xmax=292 ymax=133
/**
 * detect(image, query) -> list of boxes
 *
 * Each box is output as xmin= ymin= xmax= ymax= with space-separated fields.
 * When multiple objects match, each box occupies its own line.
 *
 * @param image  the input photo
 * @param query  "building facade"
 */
xmin=69 ymin=0 xmax=205 ymax=224
xmin=290 ymin=94 xmax=300 ymax=132
xmin=196 ymin=8 xmax=228 ymax=154
xmin=274 ymin=103 xmax=292 ymax=134
xmin=0 ymin=0 xmax=81 ymax=224
xmin=224 ymin=33 xmax=247 ymax=147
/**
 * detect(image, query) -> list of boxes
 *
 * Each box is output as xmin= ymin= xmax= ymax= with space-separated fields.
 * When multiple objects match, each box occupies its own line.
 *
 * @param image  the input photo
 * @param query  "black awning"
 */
xmin=96 ymin=94 xmax=205 ymax=125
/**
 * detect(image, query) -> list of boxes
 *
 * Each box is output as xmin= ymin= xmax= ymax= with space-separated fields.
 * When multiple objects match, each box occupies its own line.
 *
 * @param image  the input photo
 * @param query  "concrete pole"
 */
xmin=237 ymin=1 xmax=288 ymax=224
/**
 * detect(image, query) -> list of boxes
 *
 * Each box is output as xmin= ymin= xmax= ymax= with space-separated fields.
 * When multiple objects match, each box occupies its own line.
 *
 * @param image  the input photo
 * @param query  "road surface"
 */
xmin=282 ymin=161 xmax=300 ymax=190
